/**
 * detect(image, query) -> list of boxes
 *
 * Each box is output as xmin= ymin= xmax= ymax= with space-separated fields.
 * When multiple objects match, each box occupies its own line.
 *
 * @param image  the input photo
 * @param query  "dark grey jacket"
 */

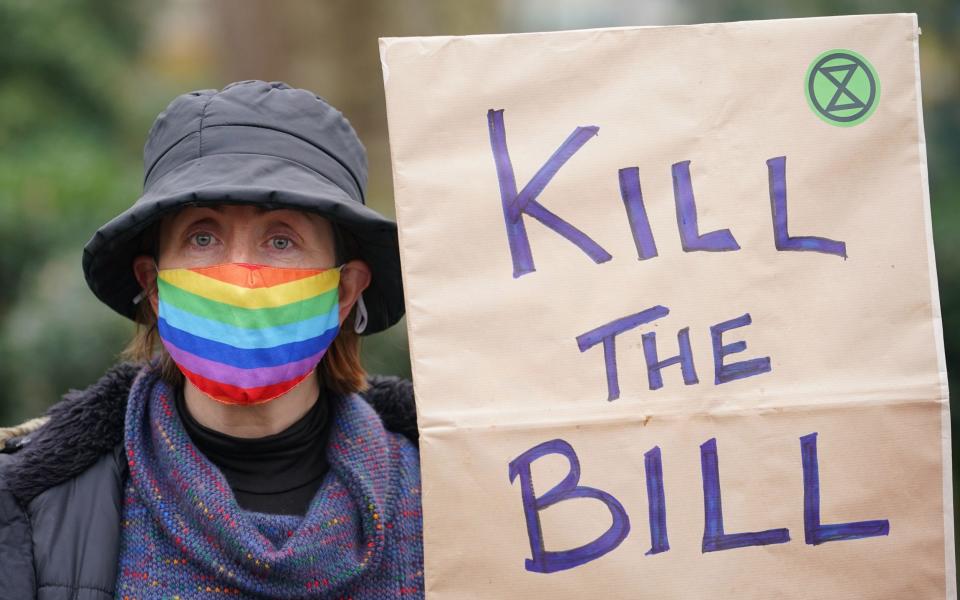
xmin=0 ymin=362 xmax=417 ymax=600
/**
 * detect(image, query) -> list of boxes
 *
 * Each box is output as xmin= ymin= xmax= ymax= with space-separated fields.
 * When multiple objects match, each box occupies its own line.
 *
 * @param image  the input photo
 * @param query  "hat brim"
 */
xmin=82 ymin=152 xmax=404 ymax=335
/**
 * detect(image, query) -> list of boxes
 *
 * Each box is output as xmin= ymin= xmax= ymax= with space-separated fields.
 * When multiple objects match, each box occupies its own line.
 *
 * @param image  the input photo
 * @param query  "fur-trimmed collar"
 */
xmin=0 ymin=362 xmax=416 ymax=505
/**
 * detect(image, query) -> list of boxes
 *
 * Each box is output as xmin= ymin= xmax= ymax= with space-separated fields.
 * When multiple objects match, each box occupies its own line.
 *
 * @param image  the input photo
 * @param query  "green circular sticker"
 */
xmin=805 ymin=49 xmax=880 ymax=127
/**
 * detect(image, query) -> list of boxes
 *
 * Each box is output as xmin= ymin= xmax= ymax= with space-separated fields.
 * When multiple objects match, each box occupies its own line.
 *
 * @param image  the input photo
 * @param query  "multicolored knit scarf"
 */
xmin=115 ymin=367 xmax=424 ymax=599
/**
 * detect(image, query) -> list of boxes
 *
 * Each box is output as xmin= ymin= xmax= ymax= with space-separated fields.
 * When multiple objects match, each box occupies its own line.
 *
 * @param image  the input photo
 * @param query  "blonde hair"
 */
xmin=121 ymin=218 xmax=370 ymax=396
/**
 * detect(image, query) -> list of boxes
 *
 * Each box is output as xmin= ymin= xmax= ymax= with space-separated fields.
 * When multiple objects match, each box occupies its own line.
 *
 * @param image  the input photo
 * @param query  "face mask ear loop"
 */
xmin=133 ymin=263 xmax=161 ymax=305
xmin=354 ymin=293 xmax=369 ymax=334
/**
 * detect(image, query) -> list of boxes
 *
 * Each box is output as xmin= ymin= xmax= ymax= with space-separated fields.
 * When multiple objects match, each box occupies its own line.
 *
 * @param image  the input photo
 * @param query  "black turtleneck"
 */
xmin=174 ymin=386 xmax=333 ymax=516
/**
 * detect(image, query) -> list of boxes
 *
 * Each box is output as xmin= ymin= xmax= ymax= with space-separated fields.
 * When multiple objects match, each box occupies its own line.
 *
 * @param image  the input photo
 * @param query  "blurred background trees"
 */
xmin=1 ymin=0 xmax=957 ymax=538
xmin=0 ymin=0 xmax=153 ymax=419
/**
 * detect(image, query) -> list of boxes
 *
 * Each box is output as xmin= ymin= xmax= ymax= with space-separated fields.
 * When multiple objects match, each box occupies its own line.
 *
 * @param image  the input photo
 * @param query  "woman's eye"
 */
xmin=192 ymin=233 xmax=213 ymax=247
xmin=271 ymin=237 xmax=292 ymax=250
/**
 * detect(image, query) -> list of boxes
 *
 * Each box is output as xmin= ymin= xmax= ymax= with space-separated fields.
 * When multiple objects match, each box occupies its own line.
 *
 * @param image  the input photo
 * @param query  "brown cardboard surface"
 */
xmin=380 ymin=14 xmax=953 ymax=599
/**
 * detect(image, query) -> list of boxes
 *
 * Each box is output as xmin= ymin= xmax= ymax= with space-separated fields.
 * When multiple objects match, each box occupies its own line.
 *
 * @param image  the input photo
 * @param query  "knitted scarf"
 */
xmin=115 ymin=367 xmax=424 ymax=599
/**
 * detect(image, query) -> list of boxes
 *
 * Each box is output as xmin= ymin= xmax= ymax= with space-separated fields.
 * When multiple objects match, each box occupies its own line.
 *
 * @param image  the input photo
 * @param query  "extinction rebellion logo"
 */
xmin=805 ymin=49 xmax=880 ymax=126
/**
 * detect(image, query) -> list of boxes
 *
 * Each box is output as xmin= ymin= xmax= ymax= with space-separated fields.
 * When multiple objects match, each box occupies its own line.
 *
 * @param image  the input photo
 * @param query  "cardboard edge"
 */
xmin=372 ymin=13 xmax=917 ymax=45
xmin=378 ymin=33 xmax=442 ymax=598
xmin=909 ymin=12 xmax=957 ymax=599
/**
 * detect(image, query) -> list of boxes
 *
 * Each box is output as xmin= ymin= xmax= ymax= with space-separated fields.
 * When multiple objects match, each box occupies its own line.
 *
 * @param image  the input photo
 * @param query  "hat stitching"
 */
xmin=201 ymin=122 xmax=366 ymax=203
xmin=143 ymin=123 xmax=365 ymax=204
xmin=148 ymin=152 xmax=359 ymax=206
xmin=196 ymin=90 xmax=216 ymax=160
xmin=143 ymin=130 xmax=198 ymax=187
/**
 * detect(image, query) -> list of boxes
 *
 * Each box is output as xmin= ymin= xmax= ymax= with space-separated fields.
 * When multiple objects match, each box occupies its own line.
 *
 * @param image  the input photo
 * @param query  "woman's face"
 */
xmin=156 ymin=204 xmax=337 ymax=269
xmin=132 ymin=204 xmax=371 ymax=326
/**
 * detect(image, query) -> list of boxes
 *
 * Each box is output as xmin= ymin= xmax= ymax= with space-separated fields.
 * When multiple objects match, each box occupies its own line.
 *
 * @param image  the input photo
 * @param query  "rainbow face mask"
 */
xmin=155 ymin=262 xmax=342 ymax=405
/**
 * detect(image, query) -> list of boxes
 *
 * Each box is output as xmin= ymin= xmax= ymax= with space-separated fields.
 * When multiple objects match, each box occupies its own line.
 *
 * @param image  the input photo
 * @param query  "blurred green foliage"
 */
xmin=0 ymin=0 xmax=149 ymax=420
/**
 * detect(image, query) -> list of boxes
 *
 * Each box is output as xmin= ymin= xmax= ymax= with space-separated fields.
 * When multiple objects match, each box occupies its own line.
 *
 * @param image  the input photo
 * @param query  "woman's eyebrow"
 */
xmin=179 ymin=216 xmax=221 ymax=231
xmin=262 ymin=214 xmax=311 ymax=232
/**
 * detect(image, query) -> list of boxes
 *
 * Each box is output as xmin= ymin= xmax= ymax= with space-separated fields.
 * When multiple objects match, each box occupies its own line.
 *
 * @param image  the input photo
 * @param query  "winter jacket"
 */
xmin=0 ymin=362 xmax=418 ymax=600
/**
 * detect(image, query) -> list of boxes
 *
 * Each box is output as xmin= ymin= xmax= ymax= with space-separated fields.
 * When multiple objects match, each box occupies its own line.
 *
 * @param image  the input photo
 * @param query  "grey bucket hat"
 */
xmin=82 ymin=79 xmax=403 ymax=335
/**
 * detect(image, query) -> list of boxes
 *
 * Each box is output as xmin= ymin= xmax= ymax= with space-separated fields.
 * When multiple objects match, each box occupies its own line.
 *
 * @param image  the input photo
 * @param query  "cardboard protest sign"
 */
xmin=380 ymin=13 xmax=954 ymax=599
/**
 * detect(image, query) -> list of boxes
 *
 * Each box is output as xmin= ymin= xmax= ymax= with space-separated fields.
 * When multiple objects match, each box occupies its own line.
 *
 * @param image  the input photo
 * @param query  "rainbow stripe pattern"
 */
xmin=156 ymin=262 xmax=341 ymax=404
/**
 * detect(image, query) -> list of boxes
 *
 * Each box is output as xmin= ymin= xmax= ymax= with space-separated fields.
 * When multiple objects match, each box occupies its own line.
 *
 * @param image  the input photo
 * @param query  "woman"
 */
xmin=0 ymin=80 xmax=423 ymax=599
